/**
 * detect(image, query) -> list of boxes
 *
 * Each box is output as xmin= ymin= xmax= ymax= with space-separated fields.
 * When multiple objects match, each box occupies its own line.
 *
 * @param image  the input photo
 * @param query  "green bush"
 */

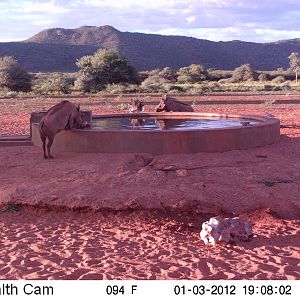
xmin=0 ymin=56 xmax=32 ymax=91
xmin=141 ymin=75 xmax=165 ymax=92
xmin=231 ymin=64 xmax=257 ymax=82
xmin=74 ymin=73 xmax=97 ymax=93
xmin=177 ymin=64 xmax=208 ymax=83
xmin=218 ymin=78 xmax=231 ymax=84
xmin=271 ymin=75 xmax=285 ymax=84
xmin=75 ymin=49 xmax=139 ymax=92
xmin=158 ymin=67 xmax=177 ymax=82
xmin=266 ymin=70 xmax=293 ymax=81
xmin=258 ymin=73 xmax=269 ymax=82
xmin=104 ymin=83 xmax=139 ymax=94
xmin=164 ymin=84 xmax=186 ymax=92
xmin=5 ymin=91 xmax=18 ymax=98
xmin=208 ymin=69 xmax=232 ymax=81
xmin=263 ymin=84 xmax=273 ymax=91
xmin=33 ymin=73 xmax=74 ymax=94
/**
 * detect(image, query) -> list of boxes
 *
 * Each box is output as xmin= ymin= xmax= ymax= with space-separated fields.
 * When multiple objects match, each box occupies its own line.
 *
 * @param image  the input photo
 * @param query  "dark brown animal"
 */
xmin=129 ymin=99 xmax=145 ymax=113
xmin=155 ymin=95 xmax=194 ymax=112
xmin=39 ymin=100 xmax=85 ymax=159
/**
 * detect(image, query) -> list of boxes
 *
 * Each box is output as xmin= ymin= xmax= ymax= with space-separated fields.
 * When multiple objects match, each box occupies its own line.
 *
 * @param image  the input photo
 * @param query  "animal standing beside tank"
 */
xmin=39 ymin=100 xmax=87 ymax=159
xmin=129 ymin=99 xmax=145 ymax=113
xmin=155 ymin=95 xmax=194 ymax=112
xmin=129 ymin=99 xmax=145 ymax=127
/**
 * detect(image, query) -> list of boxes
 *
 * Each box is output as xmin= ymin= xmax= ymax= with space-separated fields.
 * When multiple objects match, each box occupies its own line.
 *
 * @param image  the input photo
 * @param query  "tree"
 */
xmin=158 ymin=67 xmax=177 ymax=82
xmin=33 ymin=73 xmax=74 ymax=94
xmin=75 ymin=49 xmax=139 ymax=91
xmin=258 ymin=73 xmax=269 ymax=82
xmin=288 ymin=52 xmax=300 ymax=83
xmin=231 ymin=64 xmax=257 ymax=82
xmin=0 ymin=56 xmax=32 ymax=91
xmin=177 ymin=64 xmax=208 ymax=83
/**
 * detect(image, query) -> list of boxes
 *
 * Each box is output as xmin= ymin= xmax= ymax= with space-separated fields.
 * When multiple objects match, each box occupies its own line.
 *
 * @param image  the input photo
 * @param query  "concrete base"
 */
xmin=31 ymin=112 xmax=280 ymax=154
xmin=0 ymin=136 xmax=32 ymax=147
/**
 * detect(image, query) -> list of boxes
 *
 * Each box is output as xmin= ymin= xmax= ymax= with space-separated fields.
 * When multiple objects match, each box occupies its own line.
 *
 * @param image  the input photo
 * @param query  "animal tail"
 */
xmin=39 ymin=120 xmax=46 ymax=139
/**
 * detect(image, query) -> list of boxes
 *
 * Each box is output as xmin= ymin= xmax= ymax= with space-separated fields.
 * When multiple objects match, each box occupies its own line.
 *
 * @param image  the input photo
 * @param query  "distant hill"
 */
xmin=1 ymin=25 xmax=300 ymax=72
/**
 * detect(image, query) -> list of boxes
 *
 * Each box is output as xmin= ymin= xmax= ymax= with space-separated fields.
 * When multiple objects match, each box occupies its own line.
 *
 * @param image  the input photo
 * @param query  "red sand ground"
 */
xmin=0 ymin=95 xmax=299 ymax=279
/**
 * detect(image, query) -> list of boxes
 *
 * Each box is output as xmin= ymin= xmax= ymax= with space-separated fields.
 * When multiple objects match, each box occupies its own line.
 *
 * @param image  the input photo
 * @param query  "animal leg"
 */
xmin=39 ymin=122 xmax=48 ymax=159
xmin=47 ymin=136 xmax=54 ymax=159
xmin=40 ymin=135 xmax=48 ymax=159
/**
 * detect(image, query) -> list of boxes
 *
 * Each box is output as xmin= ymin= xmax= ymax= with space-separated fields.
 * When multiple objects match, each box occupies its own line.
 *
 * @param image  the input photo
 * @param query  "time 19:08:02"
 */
xmin=173 ymin=285 xmax=292 ymax=295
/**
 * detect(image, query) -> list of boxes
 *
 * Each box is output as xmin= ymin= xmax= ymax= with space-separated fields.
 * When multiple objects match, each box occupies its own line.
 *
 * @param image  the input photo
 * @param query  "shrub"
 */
xmin=218 ymin=78 xmax=231 ymax=84
xmin=271 ymin=75 xmax=285 ymax=84
xmin=263 ymin=85 xmax=273 ymax=91
xmin=74 ymin=73 xmax=97 ymax=92
xmin=140 ymin=75 xmax=166 ymax=92
xmin=148 ymin=69 xmax=161 ymax=76
xmin=33 ymin=73 xmax=74 ymax=94
xmin=208 ymin=69 xmax=232 ymax=81
xmin=231 ymin=64 xmax=257 ymax=82
xmin=138 ymin=71 xmax=150 ymax=82
xmin=266 ymin=69 xmax=293 ymax=81
xmin=104 ymin=83 xmax=139 ymax=94
xmin=258 ymin=73 xmax=269 ymax=82
xmin=75 ymin=49 xmax=139 ymax=92
xmin=158 ymin=67 xmax=177 ymax=82
xmin=5 ymin=91 xmax=18 ymax=98
xmin=281 ymin=84 xmax=291 ymax=91
xmin=177 ymin=64 xmax=208 ymax=83
xmin=184 ymin=86 xmax=205 ymax=95
xmin=0 ymin=56 xmax=32 ymax=91
xmin=164 ymin=84 xmax=186 ymax=92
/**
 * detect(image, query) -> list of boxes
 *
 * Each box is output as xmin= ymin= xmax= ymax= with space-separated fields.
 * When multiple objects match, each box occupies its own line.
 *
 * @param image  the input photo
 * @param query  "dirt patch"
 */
xmin=1 ymin=135 xmax=299 ymax=218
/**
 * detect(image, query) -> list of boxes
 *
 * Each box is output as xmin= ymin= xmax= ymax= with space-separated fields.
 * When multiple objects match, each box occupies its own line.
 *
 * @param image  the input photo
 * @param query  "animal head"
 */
xmin=155 ymin=95 xmax=170 ymax=112
xmin=129 ymin=99 xmax=144 ymax=113
xmin=73 ymin=105 xmax=86 ymax=129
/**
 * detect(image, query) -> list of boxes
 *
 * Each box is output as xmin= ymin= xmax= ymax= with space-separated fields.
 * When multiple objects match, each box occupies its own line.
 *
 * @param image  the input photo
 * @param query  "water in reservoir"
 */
xmin=92 ymin=117 xmax=258 ymax=131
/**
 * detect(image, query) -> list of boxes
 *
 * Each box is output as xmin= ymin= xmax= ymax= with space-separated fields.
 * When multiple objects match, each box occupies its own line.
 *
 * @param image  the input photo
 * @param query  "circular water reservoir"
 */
xmin=31 ymin=112 xmax=280 ymax=154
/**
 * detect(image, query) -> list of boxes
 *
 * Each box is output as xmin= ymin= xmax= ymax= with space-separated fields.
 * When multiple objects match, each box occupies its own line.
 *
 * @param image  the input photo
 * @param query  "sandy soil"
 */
xmin=0 ymin=207 xmax=299 ymax=280
xmin=0 ymin=95 xmax=299 ymax=279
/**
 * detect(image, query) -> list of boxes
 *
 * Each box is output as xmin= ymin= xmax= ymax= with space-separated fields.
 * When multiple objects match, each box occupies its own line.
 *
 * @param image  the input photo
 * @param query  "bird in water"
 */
xmin=241 ymin=121 xmax=251 ymax=126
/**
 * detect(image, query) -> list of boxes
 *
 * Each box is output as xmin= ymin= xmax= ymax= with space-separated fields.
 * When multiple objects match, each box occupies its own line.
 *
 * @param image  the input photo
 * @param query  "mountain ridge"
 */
xmin=0 ymin=25 xmax=299 ymax=72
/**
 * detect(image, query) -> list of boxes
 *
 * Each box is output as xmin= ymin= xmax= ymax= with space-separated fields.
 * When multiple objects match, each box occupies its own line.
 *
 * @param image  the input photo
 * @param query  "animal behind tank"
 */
xmin=39 ymin=100 xmax=86 ymax=159
xmin=129 ymin=99 xmax=145 ymax=127
xmin=155 ymin=95 xmax=194 ymax=112
xmin=129 ymin=99 xmax=145 ymax=113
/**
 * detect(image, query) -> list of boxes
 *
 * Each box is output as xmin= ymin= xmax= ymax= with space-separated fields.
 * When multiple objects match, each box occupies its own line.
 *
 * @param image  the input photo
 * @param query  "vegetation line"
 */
xmin=1 ymin=49 xmax=300 ymax=97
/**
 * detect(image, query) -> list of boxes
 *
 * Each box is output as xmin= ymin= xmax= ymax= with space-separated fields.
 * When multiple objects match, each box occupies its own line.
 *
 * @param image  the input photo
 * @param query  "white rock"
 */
xmin=200 ymin=216 xmax=253 ymax=245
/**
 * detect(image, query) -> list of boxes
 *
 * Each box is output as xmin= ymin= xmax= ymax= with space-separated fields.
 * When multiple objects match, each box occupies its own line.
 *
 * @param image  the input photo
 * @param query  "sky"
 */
xmin=1 ymin=0 xmax=300 ymax=43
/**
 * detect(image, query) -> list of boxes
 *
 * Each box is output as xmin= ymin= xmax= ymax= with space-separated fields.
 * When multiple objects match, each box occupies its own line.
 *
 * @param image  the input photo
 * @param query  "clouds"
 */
xmin=1 ymin=0 xmax=300 ymax=42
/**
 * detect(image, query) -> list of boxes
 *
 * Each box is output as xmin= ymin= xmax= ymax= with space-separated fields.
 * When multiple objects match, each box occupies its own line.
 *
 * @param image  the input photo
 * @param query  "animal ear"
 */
xmin=77 ymin=105 xmax=80 ymax=112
